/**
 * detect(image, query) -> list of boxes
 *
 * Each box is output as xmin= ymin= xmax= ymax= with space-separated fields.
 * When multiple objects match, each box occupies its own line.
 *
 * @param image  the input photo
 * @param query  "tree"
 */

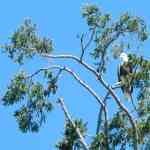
xmin=0 ymin=3 xmax=150 ymax=150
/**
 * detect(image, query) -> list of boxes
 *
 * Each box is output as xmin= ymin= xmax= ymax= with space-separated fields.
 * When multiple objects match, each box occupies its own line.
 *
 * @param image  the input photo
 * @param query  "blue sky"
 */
xmin=0 ymin=0 xmax=149 ymax=150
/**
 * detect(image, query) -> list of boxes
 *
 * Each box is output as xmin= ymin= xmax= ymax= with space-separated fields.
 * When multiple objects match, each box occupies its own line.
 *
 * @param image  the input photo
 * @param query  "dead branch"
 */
xmin=57 ymin=97 xmax=89 ymax=150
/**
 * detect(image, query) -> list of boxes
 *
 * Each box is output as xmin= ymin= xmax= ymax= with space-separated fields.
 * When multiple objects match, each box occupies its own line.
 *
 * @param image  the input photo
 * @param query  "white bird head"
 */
xmin=119 ymin=52 xmax=128 ymax=63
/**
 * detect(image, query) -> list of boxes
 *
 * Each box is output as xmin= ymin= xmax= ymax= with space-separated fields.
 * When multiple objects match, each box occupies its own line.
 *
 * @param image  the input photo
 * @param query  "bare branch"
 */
xmin=103 ymin=99 xmax=109 ymax=150
xmin=96 ymin=92 xmax=109 ymax=150
xmin=41 ymin=53 xmax=97 ymax=76
xmin=80 ymin=28 xmax=96 ymax=61
xmin=96 ymin=92 xmax=109 ymax=135
xmin=84 ymin=28 xmax=96 ymax=51
xmin=57 ymin=97 xmax=89 ymax=150
xmin=80 ymin=33 xmax=85 ymax=61
xmin=61 ymin=66 xmax=105 ymax=108
xmin=25 ymin=68 xmax=49 ymax=79
xmin=96 ymin=29 xmax=123 ymax=74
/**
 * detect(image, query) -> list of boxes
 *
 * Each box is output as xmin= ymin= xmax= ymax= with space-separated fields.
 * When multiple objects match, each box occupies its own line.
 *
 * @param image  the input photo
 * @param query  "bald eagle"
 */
xmin=118 ymin=52 xmax=133 ymax=100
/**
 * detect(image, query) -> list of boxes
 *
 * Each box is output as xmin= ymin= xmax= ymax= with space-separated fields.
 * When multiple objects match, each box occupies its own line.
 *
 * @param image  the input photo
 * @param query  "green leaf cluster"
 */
xmin=2 ymin=72 xmax=27 ymax=105
xmin=82 ymin=6 xmax=148 ymax=73
xmin=90 ymin=133 xmax=107 ymax=150
xmin=56 ymin=119 xmax=87 ymax=150
xmin=3 ymin=19 xmax=53 ymax=64
xmin=82 ymin=4 xmax=100 ymax=27
xmin=44 ymin=70 xmax=58 ymax=95
xmin=2 ymin=70 xmax=58 ymax=132
xmin=127 ymin=55 xmax=150 ymax=92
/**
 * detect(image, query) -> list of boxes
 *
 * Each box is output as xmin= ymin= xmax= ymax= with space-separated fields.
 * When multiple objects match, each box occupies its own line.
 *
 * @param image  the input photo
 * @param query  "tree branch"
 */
xmin=26 ymin=65 xmax=105 ymax=109
xmin=103 ymin=100 xmax=109 ymax=150
xmin=40 ymin=54 xmax=98 ymax=76
xmin=96 ymin=92 xmax=109 ymax=135
xmin=96 ymin=92 xmax=109 ymax=150
xmin=62 ymin=66 xmax=105 ymax=108
xmin=25 ymin=68 xmax=49 ymax=79
xmin=40 ymin=53 xmax=138 ymax=149
xmin=80 ymin=33 xmax=85 ymax=61
xmin=80 ymin=28 xmax=96 ymax=61
xmin=57 ymin=97 xmax=89 ymax=150
xmin=96 ymin=84 xmax=121 ymax=134
xmin=97 ymin=76 xmax=138 ymax=150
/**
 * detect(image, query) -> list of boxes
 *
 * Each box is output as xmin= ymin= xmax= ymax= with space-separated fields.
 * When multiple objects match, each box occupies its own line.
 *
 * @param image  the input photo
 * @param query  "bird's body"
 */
xmin=118 ymin=53 xmax=133 ymax=100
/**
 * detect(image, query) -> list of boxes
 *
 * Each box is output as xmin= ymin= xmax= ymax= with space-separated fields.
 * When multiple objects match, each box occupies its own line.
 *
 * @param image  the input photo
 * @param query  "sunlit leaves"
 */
xmin=65 ymin=119 xmax=87 ymax=141
xmin=120 ymin=12 xmax=130 ymax=23
xmin=82 ymin=4 xmax=148 ymax=74
xmin=1 ymin=70 xmax=58 ymax=133
xmin=128 ymin=54 xmax=150 ymax=82
xmin=35 ymin=37 xmax=53 ymax=54
xmin=3 ymin=19 xmax=53 ymax=64
xmin=14 ymin=97 xmax=53 ymax=133
xmin=82 ymin=4 xmax=100 ymax=27
xmin=15 ymin=82 xmax=53 ymax=133
xmin=90 ymin=133 xmax=106 ymax=150
xmin=11 ymin=19 xmax=37 ymax=49
xmin=108 ymin=111 xmax=131 ymax=149
xmin=126 ymin=17 xmax=148 ymax=41
xmin=2 ymin=72 xmax=27 ymax=105
xmin=56 ymin=119 xmax=87 ymax=150
xmin=0 ymin=3 xmax=150 ymax=149
xmin=99 ymin=14 xmax=111 ymax=28
xmin=127 ymin=19 xmax=139 ymax=32
xmin=44 ymin=70 xmax=58 ymax=95
xmin=14 ymin=106 xmax=39 ymax=133
xmin=82 ymin=4 xmax=111 ymax=29
xmin=82 ymin=4 xmax=99 ymax=16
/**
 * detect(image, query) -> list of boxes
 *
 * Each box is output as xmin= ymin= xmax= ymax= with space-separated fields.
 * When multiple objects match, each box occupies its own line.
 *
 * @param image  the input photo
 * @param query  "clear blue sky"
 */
xmin=0 ymin=0 xmax=149 ymax=150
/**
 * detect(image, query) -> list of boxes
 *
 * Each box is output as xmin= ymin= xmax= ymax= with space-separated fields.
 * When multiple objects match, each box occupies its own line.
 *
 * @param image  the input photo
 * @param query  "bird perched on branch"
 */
xmin=118 ymin=52 xmax=133 ymax=100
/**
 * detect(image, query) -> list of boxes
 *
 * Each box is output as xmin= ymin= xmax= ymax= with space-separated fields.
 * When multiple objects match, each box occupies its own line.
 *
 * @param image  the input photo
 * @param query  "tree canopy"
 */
xmin=0 ymin=3 xmax=150 ymax=150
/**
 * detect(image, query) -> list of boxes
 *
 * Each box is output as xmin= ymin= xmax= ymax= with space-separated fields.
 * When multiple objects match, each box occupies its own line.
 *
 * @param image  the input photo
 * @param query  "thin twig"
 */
xmin=57 ymin=97 xmax=89 ymax=150
xmin=25 ymin=68 xmax=49 ymax=79
xmin=84 ymin=28 xmax=96 ymax=51
xmin=80 ymin=33 xmax=85 ymax=61
xmin=80 ymin=28 xmax=96 ymax=61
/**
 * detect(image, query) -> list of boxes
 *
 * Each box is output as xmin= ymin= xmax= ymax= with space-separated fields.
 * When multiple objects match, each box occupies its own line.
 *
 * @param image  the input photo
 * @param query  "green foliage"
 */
xmin=108 ymin=111 xmax=129 ymax=149
xmin=3 ymin=19 xmax=53 ymax=64
xmin=2 ymin=72 xmax=27 ymax=105
xmin=82 ymin=4 xmax=148 ymax=73
xmin=14 ymin=81 xmax=53 ymax=133
xmin=82 ymin=4 xmax=100 ymax=27
xmin=2 ymin=70 xmax=58 ymax=132
xmin=44 ymin=70 xmax=58 ymax=95
xmin=14 ymin=97 xmax=53 ymax=133
xmin=0 ymin=3 xmax=150 ymax=150
xmin=90 ymin=133 xmax=106 ymax=150
xmin=56 ymin=119 xmax=87 ymax=150
xmin=127 ymin=54 xmax=150 ymax=102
